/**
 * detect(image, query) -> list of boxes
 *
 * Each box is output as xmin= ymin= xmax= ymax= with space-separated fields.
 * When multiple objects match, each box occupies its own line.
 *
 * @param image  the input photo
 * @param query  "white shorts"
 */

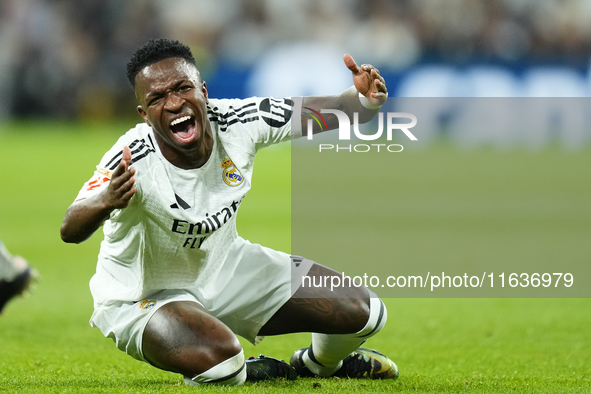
xmin=90 ymin=237 xmax=313 ymax=362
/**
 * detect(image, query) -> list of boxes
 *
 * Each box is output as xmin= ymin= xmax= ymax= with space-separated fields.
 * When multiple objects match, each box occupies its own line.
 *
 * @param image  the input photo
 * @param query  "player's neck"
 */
xmin=156 ymin=130 xmax=214 ymax=170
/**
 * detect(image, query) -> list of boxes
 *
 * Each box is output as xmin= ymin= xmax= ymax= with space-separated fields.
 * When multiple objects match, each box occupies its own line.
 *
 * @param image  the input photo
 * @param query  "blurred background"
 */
xmin=2 ymin=0 xmax=591 ymax=122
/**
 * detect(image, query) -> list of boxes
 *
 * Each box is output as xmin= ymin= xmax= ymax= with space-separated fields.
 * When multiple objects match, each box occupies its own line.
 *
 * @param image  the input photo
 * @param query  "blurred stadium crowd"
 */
xmin=1 ymin=0 xmax=591 ymax=122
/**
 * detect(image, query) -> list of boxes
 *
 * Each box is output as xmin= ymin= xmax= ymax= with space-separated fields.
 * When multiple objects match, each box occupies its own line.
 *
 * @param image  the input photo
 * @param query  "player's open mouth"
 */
xmin=170 ymin=115 xmax=197 ymax=143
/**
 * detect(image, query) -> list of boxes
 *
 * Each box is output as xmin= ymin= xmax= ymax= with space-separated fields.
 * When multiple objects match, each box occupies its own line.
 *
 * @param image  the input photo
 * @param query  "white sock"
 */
xmin=0 ymin=240 xmax=25 ymax=281
xmin=303 ymin=297 xmax=387 ymax=377
xmin=185 ymin=350 xmax=246 ymax=386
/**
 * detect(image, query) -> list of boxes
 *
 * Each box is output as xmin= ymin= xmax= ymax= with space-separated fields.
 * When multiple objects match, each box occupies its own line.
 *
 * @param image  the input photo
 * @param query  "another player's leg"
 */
xmin=0 ymin=238 xmax=37 ymax=314
xmin=259 ymin=262 xmax=398 ymax=379
xmin=141 ymin=301 xmax=295 ymax=386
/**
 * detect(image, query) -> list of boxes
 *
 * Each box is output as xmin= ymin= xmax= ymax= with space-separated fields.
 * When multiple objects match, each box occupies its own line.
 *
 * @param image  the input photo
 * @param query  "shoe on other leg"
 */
xmin=245 ymin=355 xmax=298 ymax=382
xmin=289 ymin=348 xmax=317 ymax=378
xmin=290 ymin=347 xmax=398 ymax=380
xmin=333 ymin=348 xmax=399 ymax=379
xmin=0 ymin=259 xmax=38 ymax=314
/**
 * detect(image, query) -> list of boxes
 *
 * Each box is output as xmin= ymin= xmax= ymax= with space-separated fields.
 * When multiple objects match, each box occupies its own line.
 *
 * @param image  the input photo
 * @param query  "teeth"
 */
xmin=170 ymin=116 xmax=191 ymax=126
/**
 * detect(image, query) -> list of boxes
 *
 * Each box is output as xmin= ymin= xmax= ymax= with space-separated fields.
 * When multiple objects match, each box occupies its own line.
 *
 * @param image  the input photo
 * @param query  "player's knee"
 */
xmin=212 ymin=334 xmax=243 ymax=362
xmin=355 ymin=297 xmax=387 ymax=338
xmin=188 ymin=333 xmax=243 ymax=375
xmin=186 ymin=349 xmax=246 ymax=386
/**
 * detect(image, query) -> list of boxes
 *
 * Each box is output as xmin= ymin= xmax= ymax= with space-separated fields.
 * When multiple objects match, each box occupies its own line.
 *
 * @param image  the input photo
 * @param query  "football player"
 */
xmin=61 ymin=38 xmax=396 ymax=385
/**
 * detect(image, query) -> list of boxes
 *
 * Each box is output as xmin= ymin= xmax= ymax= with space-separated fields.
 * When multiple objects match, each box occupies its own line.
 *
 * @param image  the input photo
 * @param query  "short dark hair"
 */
xmin=126 ymin=38 xmax=197 ymax=89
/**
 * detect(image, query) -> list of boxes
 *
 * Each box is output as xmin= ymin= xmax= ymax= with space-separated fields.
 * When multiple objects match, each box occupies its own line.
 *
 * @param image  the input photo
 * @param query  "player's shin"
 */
xmin=184 ymin=350 xmax=246 ymax=386
xmin=304 ymin=297 xmax=387 ymax=377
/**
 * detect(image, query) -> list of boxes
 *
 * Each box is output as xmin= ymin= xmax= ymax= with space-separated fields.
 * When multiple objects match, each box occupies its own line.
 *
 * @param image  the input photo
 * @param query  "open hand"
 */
xmin=344 ymin=54 xmax=388 ymax=106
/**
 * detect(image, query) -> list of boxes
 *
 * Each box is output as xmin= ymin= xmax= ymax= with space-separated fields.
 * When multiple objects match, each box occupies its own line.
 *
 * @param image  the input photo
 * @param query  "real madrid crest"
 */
xmin=139 ymin=299 xmax=156 ymax=313
xmin=221 ymin=158 xmax=244 ymax=187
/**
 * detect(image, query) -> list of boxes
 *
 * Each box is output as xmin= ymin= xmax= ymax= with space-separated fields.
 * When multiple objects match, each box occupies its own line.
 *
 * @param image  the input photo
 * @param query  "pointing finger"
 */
xmin=343 ymin=53 xmax=360 ymax=74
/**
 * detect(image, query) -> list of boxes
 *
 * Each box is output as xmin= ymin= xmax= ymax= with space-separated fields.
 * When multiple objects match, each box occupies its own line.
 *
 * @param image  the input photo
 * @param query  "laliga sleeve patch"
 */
xmin=259 ymin=98 xmax=293 ymax=127
xmin=86 ymin=168 xmax=112 ymax=191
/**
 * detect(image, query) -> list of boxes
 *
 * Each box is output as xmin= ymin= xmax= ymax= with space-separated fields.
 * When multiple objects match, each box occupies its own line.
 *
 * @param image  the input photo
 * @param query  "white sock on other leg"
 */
xmin=303 ymin=297 xmax=387 ymax=377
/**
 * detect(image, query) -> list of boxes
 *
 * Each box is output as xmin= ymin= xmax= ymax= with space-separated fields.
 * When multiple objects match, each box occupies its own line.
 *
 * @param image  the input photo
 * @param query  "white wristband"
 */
xmin=359 ymin=92 xmax=385 ymax=109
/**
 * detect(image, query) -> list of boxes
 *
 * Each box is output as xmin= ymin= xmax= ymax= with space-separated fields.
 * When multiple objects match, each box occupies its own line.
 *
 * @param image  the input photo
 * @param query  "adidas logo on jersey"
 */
xmin=170 ymin=193 xmax=191 ymax=210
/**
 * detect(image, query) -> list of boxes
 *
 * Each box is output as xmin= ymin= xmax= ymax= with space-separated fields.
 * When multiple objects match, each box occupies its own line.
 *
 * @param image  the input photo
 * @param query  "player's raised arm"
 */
xmin=60 ymin=146 xmax=136 ymax=244
xmin=301 ymin=54 xmax=388 ymax=135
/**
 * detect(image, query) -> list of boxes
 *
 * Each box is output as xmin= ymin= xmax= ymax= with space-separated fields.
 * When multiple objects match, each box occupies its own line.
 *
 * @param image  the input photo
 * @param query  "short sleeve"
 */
xmin=74 ymin=143 xmax=125 ymax=202
xmin=253 ymin=96 xmax=302 ymax=150
xmin=73 ymin=125 xmax=149 ymax=202
xmin=209 ymin=96 xmax=302 ymax=153
xmin=75 ymin=167 xmax=114 ymax=202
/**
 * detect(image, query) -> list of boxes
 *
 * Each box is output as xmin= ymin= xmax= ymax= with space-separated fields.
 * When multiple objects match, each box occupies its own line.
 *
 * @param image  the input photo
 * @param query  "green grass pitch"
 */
xmin=0 ymin=121 xmax=589 ymax=393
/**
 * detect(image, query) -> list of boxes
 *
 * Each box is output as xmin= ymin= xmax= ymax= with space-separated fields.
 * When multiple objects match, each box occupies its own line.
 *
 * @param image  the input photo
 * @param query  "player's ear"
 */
xmin=137 ymin=105 xmax=150 ymax=126
xmin=201 ymin=81 xmax=209 ymax=101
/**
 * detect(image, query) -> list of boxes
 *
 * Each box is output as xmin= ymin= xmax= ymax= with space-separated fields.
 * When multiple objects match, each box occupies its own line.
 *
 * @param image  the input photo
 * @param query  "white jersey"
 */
xmin=75 ymin=97 xmax=301 ymax=306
